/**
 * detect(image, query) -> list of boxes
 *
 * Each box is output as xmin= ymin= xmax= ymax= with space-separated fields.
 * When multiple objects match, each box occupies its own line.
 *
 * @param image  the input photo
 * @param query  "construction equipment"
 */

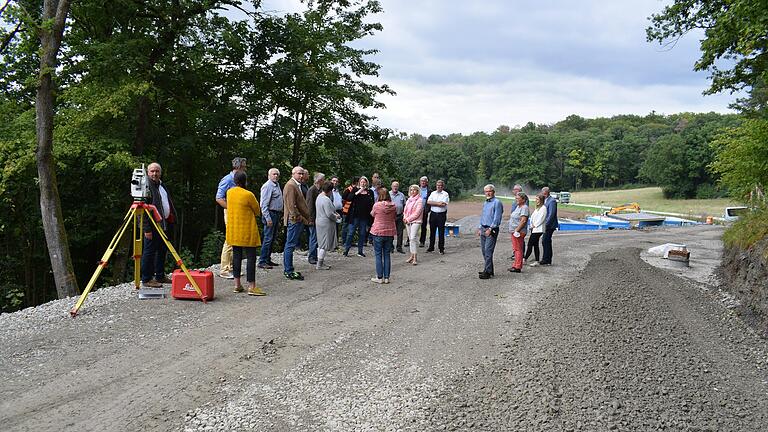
xmin=70 ymin=200 xmax=207 ymax=317
xmin=607 ymin=202 xmax=641 ymax=214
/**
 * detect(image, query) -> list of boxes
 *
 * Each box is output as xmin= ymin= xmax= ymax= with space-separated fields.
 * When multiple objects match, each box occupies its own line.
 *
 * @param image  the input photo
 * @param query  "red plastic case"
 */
xmin=171 ymin=269 xmax=215 ymax=301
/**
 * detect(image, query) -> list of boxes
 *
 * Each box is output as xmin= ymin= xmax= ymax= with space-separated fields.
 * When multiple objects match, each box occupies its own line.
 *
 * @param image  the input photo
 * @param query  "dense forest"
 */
xmin=1 ymin=0 xmax=766 ymax=312
xmin=384 ymin=112 xmax=740 ymax=199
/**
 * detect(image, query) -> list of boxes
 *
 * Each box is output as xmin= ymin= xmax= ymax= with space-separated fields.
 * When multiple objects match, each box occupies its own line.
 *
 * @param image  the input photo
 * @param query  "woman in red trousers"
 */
xmin=508 ymin=193 xmax=530 ymax=272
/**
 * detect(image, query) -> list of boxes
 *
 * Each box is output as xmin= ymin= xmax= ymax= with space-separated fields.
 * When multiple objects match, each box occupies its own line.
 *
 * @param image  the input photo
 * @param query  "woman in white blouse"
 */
xmin=524 ymin=194 xmax=548 ymax=266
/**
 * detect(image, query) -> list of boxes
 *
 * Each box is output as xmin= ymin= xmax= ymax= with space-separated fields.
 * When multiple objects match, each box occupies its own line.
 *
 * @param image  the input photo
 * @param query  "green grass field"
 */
xmin=467 ymin=186 xmax=741 ymax=218
xmin=571 ymin=187 xmax=740 ymax=217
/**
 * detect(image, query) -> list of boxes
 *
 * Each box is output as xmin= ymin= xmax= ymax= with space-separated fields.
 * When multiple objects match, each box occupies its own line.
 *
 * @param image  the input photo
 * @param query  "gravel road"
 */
xmin=2 ymin=225 xmax=767 ymax=431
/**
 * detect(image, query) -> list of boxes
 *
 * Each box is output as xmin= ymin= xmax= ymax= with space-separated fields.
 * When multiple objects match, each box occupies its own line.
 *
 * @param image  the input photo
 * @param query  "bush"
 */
xmin=1 ymin=283 xmax=25 ymax=313
xmin=695 ymin=183 xmax=727 ymax=199
xmin=199 ymin=229 xmax=225 ymax=268
xmin=723 ymin=207 xmax=768 ymax=250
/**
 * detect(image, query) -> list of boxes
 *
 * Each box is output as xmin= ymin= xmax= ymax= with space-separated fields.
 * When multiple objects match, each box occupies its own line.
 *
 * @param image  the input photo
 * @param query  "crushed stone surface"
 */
xmin=2 ymin=226 xmax=767 ymax=431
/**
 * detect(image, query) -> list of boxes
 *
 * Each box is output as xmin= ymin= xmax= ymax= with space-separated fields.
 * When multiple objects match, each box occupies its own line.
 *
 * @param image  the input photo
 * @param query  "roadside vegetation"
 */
xmin=723 ymin=208 xmax=768 ymax=250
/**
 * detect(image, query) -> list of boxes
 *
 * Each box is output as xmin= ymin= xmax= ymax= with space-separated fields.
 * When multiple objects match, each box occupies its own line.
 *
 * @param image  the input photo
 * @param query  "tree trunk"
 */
xmin=35 ymin=0 xmax=79 ymax=299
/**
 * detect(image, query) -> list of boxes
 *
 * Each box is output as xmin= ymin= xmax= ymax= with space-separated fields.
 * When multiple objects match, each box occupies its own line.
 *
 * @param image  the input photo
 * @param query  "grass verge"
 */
xmin=723 ymin=207 xmax=768 ymax=250
xmin=571 ymin=187 xmax=739 ymax=217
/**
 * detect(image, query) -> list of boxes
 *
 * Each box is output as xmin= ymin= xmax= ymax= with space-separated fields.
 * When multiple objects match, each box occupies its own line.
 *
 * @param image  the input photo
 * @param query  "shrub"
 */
xmin=199 ymin=229 xmax=225 ymax=268
xmin=723 ymin=207 xmax=768 ymax=250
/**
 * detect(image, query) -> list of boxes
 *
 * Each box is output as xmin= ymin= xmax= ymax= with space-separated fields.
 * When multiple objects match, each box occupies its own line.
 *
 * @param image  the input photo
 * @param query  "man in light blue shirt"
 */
xmin=258 ymin=168 xmax=283 ymax=269
xmin=215 ymin=157 xmax=247 ymax=279
xmin=477 ymin=184 xmax=503 ymax=279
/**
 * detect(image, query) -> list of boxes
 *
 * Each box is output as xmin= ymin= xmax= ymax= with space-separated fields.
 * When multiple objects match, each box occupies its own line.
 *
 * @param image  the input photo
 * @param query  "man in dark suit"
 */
xmin=142 ymin=162 xmax=177 ymax=287
xmin=540 ymin=186 xmax=559 ymax=265
xmin=417 ymin=176 xmax=432 ymax=247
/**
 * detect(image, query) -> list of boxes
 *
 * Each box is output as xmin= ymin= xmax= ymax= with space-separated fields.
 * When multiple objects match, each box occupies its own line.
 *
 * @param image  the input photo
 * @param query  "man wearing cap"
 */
xmin=258 ymin=168 xmax=283 ymax=269
xmin=215 ymin=157 xmax=247 ymax=279
xmin=540 ymin=186 xmax=559 ymax=266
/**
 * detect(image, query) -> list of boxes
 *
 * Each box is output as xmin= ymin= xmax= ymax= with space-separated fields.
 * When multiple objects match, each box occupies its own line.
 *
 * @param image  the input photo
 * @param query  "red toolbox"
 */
xmin=171 ymin=269 xmax=215 ymax=301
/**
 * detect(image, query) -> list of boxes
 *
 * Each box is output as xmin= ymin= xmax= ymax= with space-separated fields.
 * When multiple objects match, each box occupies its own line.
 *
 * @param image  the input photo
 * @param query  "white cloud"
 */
xmin=368 ymin=72 xmax=734 ymax=135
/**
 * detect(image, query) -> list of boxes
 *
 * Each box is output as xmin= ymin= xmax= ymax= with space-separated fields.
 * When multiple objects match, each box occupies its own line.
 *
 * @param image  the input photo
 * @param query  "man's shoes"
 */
xmin=397 ymin=248 xmax=405 ymax=254
xmin=439 ymin=250 xmax=445 ymax=255
xmin=258 ymin=263 xmax=273 ymax=269
xmin=219 ymin=271 xmax=234 ymax=279
xmin=383 ymin=278 xmax=390 ymax=284
xmin=508 ymin=267 xmax=522 ymax=273
xmin=539 ymin=262 xmax=552 ymax=266
xmin=529 ymin=261 xmax=540 ymax=267
xmin=284 ymin=271 xmax=304 ymax=280
xmin=357 ymin=252 xmax=366 ymax=258
xmin=371 ymin=277 xmax=383 ymax=284
xmin=233 ymin=285 xmax=245 ymax=293
xmin=247 ymin=286 xmax=267 ymax=296
xmin=418 ymin=243 xmax=425 ymax=248
xmin=308 ymin=259 xmax=318 ymax=265
xmin=478 ymin=271 xmax=494 ymax=276
xmin=267 ymin=260 xmax=280 ymax=267
xmin=479 ymin=272 xmax=492 ymax=279
xmin=158 ymin=276 xmax=173 ymax=284
xmin=143 ymin=279 xmax=163 ymax=288
xmin=425 ymin=248 xmax=434 ymax=253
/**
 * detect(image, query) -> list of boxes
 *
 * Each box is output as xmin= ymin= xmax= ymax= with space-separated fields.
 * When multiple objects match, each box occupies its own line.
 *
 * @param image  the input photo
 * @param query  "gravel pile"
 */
xmin=429 ymin=248 xmax=768 ymax=431
xmin=0 ymin=282 xmax=135 ymax=344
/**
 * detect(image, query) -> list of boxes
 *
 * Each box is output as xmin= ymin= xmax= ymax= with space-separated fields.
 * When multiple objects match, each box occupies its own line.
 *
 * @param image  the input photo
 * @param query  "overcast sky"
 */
xmin=258 ymin=0 xmax=734 ymax=135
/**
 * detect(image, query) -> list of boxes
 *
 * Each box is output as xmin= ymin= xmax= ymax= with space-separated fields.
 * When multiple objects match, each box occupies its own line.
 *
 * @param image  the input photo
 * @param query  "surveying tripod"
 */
xmin=70 ymin=201 xmax=207 ymax=317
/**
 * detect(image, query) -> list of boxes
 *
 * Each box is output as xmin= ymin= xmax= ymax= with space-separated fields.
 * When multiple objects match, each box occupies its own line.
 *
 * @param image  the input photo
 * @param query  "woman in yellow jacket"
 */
xmin=226 ymin=171 xmax=265 ymax=296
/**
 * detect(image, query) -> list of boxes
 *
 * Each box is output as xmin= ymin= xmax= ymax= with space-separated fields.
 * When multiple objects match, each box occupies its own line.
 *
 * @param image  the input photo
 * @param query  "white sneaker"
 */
xmin=383 ymin=278 xmax=390 ymax=284
xmin=371 ymin=277 xmax=383 ymax=284
xmin=219 ymin=271 xmax=234 ymax=279
xmin=529 ymin=262 xmax=539 ymax=267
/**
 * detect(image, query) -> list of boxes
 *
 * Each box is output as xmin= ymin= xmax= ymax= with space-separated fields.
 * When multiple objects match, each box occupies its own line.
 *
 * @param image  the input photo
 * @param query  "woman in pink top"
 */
xmin=402 ymin=184 xmax=424 ymax=265
xmin=369 ymin=187 xmax=397 ymax=284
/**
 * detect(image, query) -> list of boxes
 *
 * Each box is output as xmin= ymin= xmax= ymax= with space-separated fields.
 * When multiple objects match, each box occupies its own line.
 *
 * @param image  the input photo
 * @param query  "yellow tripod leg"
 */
xmin=133 ymin=208 xmax=144 ymax=289
xmin=144 ymin=209 xmax=207 ymax=302
xmin=71 ymin=208 xmax=136 ymax=317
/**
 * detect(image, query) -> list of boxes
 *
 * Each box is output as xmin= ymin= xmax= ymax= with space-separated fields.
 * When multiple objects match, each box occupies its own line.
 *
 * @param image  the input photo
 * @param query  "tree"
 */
xmin=36 ymin=0 xmax=79 ymax=298
xmin=710 ymin=119 xmax=768 ymax=201
xmin=263 ymin=0 xmax=394 ymax=167
xmin=647 ymin=0 xmax=768 ymax=112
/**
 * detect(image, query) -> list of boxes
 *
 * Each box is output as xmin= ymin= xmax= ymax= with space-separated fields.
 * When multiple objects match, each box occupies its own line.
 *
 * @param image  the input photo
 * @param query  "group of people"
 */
xmin=137 ymin=157 xmax=559 ymax=296
xmin=206 ymin=158 xmax=455 ymax=294
xmin=477 ymin=184 xmax=559 ymax=279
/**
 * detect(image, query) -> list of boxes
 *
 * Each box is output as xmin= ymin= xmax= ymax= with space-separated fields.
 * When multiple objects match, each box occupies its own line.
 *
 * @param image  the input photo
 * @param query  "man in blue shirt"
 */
xmin=540 ymin=186 xmax=559 ymax=265
xmin=258 ymin=168 xmax=283 ymax=269
xmin=477 ymin=184 xmax=504 ymax=279
xmin=215 ymin=157 xmax=247 ymax=279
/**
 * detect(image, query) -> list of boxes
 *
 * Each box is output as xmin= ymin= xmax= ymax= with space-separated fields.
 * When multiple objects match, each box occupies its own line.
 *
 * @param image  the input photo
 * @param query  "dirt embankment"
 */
xmin=719 ymin=238 xmax=768 ymax=336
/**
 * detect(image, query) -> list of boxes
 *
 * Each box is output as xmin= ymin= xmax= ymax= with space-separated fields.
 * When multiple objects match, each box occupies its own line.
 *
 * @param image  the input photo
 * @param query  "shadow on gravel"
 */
xmin=429 ymin=248 xmax=768 ymax=431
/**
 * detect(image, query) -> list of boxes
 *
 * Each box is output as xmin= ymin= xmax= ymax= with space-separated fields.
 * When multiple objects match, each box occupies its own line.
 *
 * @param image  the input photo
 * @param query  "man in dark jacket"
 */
xmin=540 ymin=186 xmax=559 ymax=265
xmin=418 ymin=176 xmax=432 ymax=247
xmin=142 ymin=162 xmax=177 ymax=288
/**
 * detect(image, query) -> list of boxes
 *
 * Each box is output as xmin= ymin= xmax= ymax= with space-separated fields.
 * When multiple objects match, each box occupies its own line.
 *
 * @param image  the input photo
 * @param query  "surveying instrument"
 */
xmin=70 ymin=165 xmax=207 ymax=317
